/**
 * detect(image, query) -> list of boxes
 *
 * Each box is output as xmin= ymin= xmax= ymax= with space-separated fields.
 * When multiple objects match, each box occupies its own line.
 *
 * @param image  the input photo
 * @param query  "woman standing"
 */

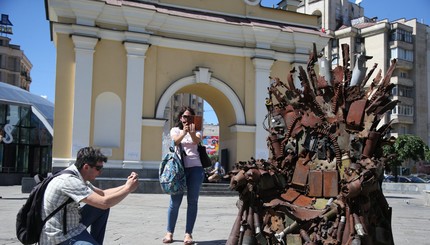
xmin=163 ymin=107 xmax=205 ymax=245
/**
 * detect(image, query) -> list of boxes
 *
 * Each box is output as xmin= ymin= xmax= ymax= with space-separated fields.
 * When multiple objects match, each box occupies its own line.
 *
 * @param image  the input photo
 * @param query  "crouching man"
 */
xmin=40 ymin=147 xmax=139 ymax=245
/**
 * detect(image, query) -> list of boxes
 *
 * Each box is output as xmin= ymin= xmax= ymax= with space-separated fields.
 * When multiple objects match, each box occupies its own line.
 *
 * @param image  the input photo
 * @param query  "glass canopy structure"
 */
xmin=0 ymin=82 xmax=54 ymax=185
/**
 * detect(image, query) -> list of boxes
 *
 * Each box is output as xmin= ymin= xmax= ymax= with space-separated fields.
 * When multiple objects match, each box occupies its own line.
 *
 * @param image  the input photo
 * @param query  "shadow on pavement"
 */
xmin=195 ymin=239 xmax=227 ymax=245
xmin=384 ymin=195 xmax=415 ymax=199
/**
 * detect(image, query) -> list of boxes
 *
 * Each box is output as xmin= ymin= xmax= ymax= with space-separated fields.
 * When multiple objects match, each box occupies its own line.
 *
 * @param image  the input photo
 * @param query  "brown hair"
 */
xmin=175 ymin=106 xmax=196 ymax=129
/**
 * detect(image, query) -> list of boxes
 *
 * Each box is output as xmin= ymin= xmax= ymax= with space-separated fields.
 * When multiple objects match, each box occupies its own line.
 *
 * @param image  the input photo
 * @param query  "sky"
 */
xmin=1 ymin=0 xmax=429 ymax=124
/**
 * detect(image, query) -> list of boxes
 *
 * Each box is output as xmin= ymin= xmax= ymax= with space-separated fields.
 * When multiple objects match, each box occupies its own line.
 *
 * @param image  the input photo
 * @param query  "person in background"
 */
xmin=208 ymin=157 xmax=223 ymax=182
xmin=40 ymin=147 xmax=139 ymax=245
xmin=163 ymin=106 xmax=205 ymax=245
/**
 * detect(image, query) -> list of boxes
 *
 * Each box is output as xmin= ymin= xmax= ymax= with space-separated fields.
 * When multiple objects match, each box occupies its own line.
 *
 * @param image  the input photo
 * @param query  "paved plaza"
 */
xmin=1 ymin=185 xmax=429 ymax=244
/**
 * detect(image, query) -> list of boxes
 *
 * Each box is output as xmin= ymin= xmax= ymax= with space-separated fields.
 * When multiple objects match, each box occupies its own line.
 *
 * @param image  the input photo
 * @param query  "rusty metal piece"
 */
xmin=291 ymin=158 xmax=310 ymax=192
xmin=321 ymin=204 xmax=339 ymax=222
xmin=301 ymin=110 xmax=323 ymax=128
xmin=281 ymin=188 xmax=301 ymax=203
xmin=339 ymin=153 xmax=351 ymax=180
xmin=337 ymin=215 xmax=346 ymax=242
xmin=323 ymin=171 xmax=339 ymax=198
xmin=293 ymin=194 xmax=314 ymax=207
xmin=268 ymin=134 xmax=284 ymax=160
xmin=287 ymin=67 xmax=297 ymax=91
xmin=299 ymin=229 xmax=312 ymax=243
xmin=264 ymin=199 xmax=326 ymax=221
xmin=353 ymin=213 xmax=366 ymax=237
xmin=281 ymin=108 xmax=302 ymax=140
xmin=243 ymin=206 xmax=256 ymax=245
xmin=362 ymin=131 xmax=381 ymax=158
xmin=230 ymin=170 xmax=247 ymax=190
xmin=226 ymin=201 xmax=245 ymax=245
xmin=308 ymin=170 xmax=323 ymax=197
xmin=245 ymin=168 xmax=261 ymax=183
xmin=276 ymin=221 xmax=299 ymax=242
xmin=341 ymin=43 xmax=350 ymax=69
xmin=341 ymin=176 xmax=362 ymax=199
xmin=346 ymin=99 xmax=367 ymax=130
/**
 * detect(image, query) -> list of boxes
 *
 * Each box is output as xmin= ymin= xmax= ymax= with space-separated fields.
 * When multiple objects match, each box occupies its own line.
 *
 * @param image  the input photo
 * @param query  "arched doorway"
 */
xmin=154 ymin=67 xmax=251 ymax=170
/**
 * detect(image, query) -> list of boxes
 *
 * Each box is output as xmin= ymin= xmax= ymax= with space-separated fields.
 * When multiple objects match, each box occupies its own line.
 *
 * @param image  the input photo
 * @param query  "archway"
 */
xmin=155 ymin=67 xmax=248 ymax=169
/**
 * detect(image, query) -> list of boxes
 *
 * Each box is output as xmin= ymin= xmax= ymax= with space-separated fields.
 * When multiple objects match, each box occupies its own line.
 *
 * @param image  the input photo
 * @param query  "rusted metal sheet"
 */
xmin=346 ymin=99 xmax=367 ymax=129
xmin=308 ymin=170 xmax=323 ymax=197
xmin=291 ymin=158 xmax=310 ymax=192
xmin=281 ymin=188 xmax=300 ymax=203
xmin=323 ymin=170 xmax=338 ymax=198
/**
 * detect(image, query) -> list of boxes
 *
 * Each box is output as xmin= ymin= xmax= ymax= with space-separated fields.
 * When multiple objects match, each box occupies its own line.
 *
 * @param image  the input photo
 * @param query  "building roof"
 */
xmin=0 ymin=82 xmax=54 ymax=134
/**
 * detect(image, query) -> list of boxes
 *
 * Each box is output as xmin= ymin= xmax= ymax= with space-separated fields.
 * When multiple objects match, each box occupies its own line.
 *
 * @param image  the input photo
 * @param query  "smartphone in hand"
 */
xmin=192 ymin=115 xmax=203 ymax=131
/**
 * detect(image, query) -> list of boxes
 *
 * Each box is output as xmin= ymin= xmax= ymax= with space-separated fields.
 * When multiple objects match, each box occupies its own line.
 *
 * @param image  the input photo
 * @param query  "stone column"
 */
xmin=252 ymin=58 xmax=274 ymax=160
xmin=71 ymin=35 xmax=98 ymax=157
xmin=123 ymin=42 xmax=149 ymax=164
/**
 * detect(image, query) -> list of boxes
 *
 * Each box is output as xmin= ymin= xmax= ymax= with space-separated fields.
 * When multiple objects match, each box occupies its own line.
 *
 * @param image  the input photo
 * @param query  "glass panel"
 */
xmin=6 ymin=105 xmax=20 ymax=126
xmin=40 ymin=146 xmax=51 ymax=174
xmin=0 ymin=104 xmax=5 ymax=124
xmin=2 ymin=144 xmax=16 ymax=172
xmin=40 ymin=128 xmax=51 ymax=145
xmin=30 ymin=127 xmax=39 ymax=145
xmin=20 ymin=127 xmax=30 ymax=144
xmin=0 ymin=144 xmax=3 ymax=172
xmin=20 ymin=107 xmax=31 ymax=127
xmin=16 ymin=145 xmax=29 ymax=173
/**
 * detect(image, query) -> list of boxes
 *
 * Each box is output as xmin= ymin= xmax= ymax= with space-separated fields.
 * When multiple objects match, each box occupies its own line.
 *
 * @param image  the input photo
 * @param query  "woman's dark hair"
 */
xmin=175 ymin=106 xmax=196 ymax=129
xmin=74 ymin=147 xmax=108 ymax=170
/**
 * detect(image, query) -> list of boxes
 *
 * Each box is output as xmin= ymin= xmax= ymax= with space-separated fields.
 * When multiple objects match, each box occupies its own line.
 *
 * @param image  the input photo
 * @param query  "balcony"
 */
xmin=390 ymin=76 xmax=413 ymax=87
xmin=389 ymin=40 xmax=413 ymax=50
xmin=395 ymin=59 xmax=413 ymax=70
xmin=389 ymin=114 xmax=414 ymax=124
xmin=392 ymin=95 xmax=413 ymax=105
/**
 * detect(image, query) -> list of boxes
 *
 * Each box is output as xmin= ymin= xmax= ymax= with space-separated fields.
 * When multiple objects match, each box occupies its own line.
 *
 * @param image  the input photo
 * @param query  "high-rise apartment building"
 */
xmin=0 ymin=35 xmax=32 ymax=91
xmin=278 ymin=0 xmax=430 ymax=144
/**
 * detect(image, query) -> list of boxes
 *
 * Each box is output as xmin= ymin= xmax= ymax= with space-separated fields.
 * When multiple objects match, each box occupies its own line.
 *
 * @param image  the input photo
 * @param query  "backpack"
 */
xmin=16 ymin=169 xmax=75 ymax=244
xmin=159 ymin=142 xmax=187 ymax=195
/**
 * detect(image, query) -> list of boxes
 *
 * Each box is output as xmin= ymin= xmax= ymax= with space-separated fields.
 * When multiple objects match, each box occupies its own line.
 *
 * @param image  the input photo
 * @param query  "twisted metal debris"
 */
xmin=227 ymin=44 xmax=396 ymax=245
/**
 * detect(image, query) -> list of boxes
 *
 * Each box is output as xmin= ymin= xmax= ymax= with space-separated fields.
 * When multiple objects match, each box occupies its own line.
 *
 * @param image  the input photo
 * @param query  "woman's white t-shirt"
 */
xmin=170 ymin=127 xmax=202 ymax=168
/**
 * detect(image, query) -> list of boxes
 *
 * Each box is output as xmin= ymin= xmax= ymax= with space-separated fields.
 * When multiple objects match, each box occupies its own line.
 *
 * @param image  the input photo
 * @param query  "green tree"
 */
xmin=425 ymin=148 xmax=430 ymax=162
xmin=383 ymin=135 xmax=429 ymax=180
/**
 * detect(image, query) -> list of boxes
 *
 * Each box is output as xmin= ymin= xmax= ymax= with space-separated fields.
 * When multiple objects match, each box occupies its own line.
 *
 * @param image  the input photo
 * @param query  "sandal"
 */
xmin=184 ymin=233 xmax=194 ymax=244
xmin=162 ymin=233 xmax=173 ymax=244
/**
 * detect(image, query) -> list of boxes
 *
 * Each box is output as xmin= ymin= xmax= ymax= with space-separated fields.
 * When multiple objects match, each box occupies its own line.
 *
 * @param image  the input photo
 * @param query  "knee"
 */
xmin=169 ymin=200 xmax=182 ymax=209
xmin=187 ymin=197 xmax=199 ymax=206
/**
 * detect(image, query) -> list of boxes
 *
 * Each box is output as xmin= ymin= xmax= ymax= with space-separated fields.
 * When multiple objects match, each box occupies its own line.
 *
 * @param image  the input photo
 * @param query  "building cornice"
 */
xmin=359 ymin=22 xmax=390 ymax=37
xmin=53 ymin=22 xmax=326 ymax=63
xmin=48 ymin=0 xmax=329 ymax=60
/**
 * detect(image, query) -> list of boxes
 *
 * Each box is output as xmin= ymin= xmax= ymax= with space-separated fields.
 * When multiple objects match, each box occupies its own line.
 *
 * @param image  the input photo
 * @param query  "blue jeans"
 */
xmin=59 ymin=205 xmax=110 ymax=245
xmin=167 ymin=166 xmax=204 ymax=234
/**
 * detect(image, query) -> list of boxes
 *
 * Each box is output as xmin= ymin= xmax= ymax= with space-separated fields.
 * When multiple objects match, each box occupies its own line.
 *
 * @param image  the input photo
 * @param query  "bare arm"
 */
xmin=172 ymin=124 xmax=201 ymax=145
xmin=81 ymin=172 xmax=139 ymax=209
xmin=92 ymin=184 xmax=127 ymax=196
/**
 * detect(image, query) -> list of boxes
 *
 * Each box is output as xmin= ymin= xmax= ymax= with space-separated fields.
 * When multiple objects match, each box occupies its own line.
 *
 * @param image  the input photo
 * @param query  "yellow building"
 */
xmin=45 ymin=0 xmax=329 ymax=172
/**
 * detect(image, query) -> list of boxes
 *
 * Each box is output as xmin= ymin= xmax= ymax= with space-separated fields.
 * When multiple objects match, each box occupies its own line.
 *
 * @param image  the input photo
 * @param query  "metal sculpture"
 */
xmin=226 ymin=43 xmax=396 ymax=245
